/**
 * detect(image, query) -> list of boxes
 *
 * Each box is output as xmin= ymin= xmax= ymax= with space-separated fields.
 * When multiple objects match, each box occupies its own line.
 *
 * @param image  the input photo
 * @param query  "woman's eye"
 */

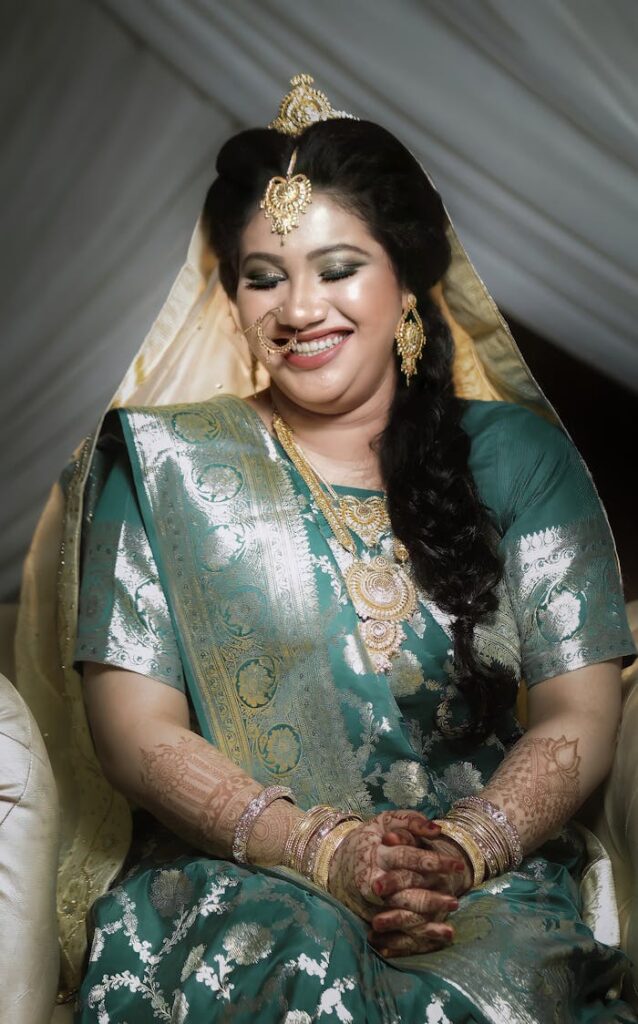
xmin=245 ymin=264 xmax=361 ymax=289
xmin=321 ymin=265 xmax=360 ymax=282
xmin=245 ymin=276 xmax=283 ymax=290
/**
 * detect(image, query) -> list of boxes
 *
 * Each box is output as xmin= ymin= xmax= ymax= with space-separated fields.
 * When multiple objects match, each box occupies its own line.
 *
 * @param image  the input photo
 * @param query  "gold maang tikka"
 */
xmin=260 ymin=74 xmax=358 ymax=242
xmin=260 ymin=148 xmax=312 ymax=244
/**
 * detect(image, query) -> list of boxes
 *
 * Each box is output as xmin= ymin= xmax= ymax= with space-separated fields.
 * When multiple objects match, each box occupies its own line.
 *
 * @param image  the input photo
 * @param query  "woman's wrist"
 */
xmin=283 ymin=807 xmax=364 ymax=881
xmin=244 ymin=796 xmax=305 ymax=867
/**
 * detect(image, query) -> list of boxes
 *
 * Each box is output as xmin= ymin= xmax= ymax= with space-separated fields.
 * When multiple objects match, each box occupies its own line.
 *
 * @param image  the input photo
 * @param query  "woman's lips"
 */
xmin=283 ymin=331 xmax=352 ymax=370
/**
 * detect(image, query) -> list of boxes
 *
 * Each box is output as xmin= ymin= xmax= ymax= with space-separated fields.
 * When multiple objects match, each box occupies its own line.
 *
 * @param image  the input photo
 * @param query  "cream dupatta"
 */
xmin=16 ymin=191 xmax=607 ymax=987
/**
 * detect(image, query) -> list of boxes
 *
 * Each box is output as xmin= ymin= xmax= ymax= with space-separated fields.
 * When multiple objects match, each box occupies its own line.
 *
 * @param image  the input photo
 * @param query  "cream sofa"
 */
xmin=1 ymin=603 xmax=637 ymax=1022
xmin=0 ymin=678 xmax=59 ymax=1023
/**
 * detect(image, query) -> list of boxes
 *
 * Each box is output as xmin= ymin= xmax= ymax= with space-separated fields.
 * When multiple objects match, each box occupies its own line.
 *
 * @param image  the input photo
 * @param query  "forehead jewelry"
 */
xmin=260 ymin=73 xmax=358 ymax=243
xmin=260 ymin=148 xmax=312 ymax=245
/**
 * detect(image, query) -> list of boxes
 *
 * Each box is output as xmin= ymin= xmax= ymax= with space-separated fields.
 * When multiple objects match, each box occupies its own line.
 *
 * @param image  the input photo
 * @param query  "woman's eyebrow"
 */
xmin=306 ymin=244 xmax=371 ymax=259
xmin=241 ymin=243 xmax=371 ymax=269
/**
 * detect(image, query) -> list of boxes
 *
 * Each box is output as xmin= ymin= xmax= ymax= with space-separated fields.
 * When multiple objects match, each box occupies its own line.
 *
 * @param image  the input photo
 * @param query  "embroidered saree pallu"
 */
xmin=71 ymin=394 xmax=636 ymax=1022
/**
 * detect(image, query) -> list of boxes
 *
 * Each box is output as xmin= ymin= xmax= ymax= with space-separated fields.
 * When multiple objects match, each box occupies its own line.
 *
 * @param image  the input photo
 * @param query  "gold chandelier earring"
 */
xmin=395 ymin=295 xmax=426 ymax=383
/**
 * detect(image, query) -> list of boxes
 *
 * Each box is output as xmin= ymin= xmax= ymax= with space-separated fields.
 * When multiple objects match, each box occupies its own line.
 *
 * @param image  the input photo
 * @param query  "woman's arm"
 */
xmin=86 ymin=661 xmax=462 ymax=958
xmin=479 ymin=659 xmax=622 ymax=853
xmin=84 ymin=662 xmax=306 ymax=866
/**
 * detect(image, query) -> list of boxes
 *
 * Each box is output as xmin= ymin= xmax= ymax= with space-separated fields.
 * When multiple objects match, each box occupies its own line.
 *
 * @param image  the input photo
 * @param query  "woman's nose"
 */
xmin=277 ymin=280 xmax=326 ymax=329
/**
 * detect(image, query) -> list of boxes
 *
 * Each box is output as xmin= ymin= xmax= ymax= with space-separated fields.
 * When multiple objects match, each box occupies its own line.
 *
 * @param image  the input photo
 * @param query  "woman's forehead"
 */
xmin=239 ymin=193 xmax=378 ymax=264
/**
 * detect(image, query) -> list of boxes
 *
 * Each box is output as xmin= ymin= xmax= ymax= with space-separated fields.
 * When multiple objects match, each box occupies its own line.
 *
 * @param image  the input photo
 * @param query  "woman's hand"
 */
xmin=368 ymin=826 xmax=473 ymax=957
xmin=327 ymin=811 xmax=465 ymax=957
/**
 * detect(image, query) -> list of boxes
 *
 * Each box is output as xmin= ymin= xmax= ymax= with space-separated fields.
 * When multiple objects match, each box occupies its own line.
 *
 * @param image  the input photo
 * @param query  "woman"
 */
xmin=23 ymin=76 xmax=637 ymax=1021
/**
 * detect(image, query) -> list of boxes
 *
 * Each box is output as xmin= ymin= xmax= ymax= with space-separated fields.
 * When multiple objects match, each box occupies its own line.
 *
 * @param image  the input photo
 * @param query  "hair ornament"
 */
xmin=260 ymin=74 xmax=357 ymax=242
xmin=260 ymin=148 xmax=312 ymax=243
xmin=267 ymin=73 xmax=358 ymax=137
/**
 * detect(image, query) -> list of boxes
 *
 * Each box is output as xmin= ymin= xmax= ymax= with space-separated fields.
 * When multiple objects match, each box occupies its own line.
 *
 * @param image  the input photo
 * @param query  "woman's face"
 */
xmin=231 ymin=192 xmax=409 ymax=416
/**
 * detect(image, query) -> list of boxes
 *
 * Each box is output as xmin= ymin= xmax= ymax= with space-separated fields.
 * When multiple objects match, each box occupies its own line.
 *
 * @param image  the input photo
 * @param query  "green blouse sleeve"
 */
xmin=465 ymin=401 xmax=636 ymax=688
xmin=75 ymin=450 xmax=185 ymax=691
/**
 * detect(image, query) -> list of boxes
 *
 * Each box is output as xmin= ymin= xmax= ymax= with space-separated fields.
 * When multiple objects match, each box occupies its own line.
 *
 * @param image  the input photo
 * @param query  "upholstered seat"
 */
xmin=590 ymin=657 xmax=638 ymax=1007
xmin=0 ymin=672 xmax=59 ymax=1024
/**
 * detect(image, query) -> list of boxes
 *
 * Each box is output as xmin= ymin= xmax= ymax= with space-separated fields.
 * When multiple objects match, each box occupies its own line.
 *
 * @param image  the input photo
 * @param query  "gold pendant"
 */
xmin=360 ymin=620 xmax=407 ymax=674
xmin=338 ymin=495 xmax=391 ymax=547
xmin=345 ymin=556 xmax=417 ymax=622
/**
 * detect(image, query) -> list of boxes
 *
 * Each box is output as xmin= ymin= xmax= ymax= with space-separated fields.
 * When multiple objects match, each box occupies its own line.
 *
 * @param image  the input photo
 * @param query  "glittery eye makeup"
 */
xmin=244 ymin=262 xmax=363 ymax=290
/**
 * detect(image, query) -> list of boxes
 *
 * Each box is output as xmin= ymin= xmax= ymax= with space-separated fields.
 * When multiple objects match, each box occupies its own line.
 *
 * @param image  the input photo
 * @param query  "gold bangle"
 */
xmin=434 ymin=819 xmax=486 ymax=887
xmin=287 ymin=813 xmax=334 ymax=873
xmin=313 ymin=819 xmax=362 ymax=892
xmin=446 ymin=811 xmax=505 ymax=878
xmin=304 ymin=812 xmax=363 ymax=879
xmin=446 ymin=808 xmax=510 ymax=877
xmin=284 ymin=806 xmax=336 ymax=872
xmin=454 ymin=797 xmax=523 ymax=868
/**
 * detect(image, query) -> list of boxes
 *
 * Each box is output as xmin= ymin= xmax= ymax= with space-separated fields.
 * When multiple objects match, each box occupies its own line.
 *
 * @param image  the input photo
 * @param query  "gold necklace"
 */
xmin=272 ymin=412 xmax=417 ymax=673
xmin=339 ymin=494 xmax=388 ymax=547
xmin=305 ymin=459 xmax=391 ymax=548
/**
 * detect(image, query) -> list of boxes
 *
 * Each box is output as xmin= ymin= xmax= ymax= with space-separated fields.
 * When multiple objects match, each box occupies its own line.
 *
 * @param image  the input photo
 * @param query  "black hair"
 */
xmin=202 ymin=119 xmax=517 ymax=737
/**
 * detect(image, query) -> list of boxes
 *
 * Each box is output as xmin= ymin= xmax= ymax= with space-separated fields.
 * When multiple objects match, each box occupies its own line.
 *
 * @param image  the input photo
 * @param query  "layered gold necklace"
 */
xmin=272 ymin=412 xmax=417 ymax=673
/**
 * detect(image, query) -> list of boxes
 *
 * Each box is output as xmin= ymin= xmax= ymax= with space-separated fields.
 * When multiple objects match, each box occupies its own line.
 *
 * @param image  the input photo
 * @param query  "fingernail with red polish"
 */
xmin=373 ymin=880 xmax=384 ymax=896
xmin=446 ymin=898 xmax=459 ymax=910
xmin=454 ymin=861 xmax=466 ymax=872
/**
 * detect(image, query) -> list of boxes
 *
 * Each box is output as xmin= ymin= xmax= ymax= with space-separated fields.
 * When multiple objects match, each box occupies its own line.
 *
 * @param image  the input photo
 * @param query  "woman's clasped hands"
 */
xmin=327 ymin=810 xmax=471 ymax=959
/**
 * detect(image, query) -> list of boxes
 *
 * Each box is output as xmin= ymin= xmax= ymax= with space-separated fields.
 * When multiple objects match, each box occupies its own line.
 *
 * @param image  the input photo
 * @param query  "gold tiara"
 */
xmin=267 ymin=74 xmax=358 ymax=137
xmin=260 ymin=75 xmax=357 ymax=242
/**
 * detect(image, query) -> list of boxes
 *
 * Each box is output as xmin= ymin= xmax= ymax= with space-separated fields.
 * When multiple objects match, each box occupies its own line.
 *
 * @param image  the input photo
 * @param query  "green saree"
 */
xmin=74 ymin=394 xmax=636 ymax=1023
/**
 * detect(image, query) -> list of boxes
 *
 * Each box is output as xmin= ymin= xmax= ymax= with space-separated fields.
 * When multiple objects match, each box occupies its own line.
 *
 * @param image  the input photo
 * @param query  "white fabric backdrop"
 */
xmin=1 ymin=0 xmax=637 ymax=599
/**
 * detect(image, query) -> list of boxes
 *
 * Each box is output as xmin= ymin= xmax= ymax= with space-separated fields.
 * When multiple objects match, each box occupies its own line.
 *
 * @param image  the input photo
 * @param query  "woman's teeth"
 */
xmin=289 ymin=332 xmax=349 ymax=354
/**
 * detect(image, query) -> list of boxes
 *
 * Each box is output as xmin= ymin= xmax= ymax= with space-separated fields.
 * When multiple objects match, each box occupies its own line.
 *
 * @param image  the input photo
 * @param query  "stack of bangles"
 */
xmin=433 ymin=796 xmax=523 ymax=887
xmin=232 ymin=786 xmax=363 ymax=891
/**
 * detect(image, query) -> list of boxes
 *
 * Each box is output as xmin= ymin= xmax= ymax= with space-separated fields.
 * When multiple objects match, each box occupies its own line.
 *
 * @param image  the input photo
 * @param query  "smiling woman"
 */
xmin=234 ymin=195 xmax=404 ymax=482
xmin=241 ymin=237 xmax=371 ymax=369
xmin=26 ymin=75 xmax=637 ymax=1022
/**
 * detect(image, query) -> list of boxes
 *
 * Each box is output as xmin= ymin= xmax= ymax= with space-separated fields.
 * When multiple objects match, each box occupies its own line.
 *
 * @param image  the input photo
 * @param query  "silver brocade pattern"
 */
xmin=504 ymin=516 xmax=630 ymax=685
xmin=76 ymin=515 xmax=185 ymax=688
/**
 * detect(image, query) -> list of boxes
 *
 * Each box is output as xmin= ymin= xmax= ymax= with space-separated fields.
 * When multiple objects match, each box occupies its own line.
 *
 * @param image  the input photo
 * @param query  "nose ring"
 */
xmin=244 ymin=306 xmax=297 ymax=362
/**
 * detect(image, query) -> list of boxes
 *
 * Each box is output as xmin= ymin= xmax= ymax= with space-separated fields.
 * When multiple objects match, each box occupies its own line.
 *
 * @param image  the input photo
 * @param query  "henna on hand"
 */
xmin=328 ymin=810 xmax=462 ymax=959
xmin=367 ymin=832 xmax=466 ymax=957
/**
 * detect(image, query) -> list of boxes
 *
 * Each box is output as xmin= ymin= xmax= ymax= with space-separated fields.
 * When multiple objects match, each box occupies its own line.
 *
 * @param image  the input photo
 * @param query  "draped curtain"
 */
xmin=1 ymin=0 xmax=636 ymax=599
